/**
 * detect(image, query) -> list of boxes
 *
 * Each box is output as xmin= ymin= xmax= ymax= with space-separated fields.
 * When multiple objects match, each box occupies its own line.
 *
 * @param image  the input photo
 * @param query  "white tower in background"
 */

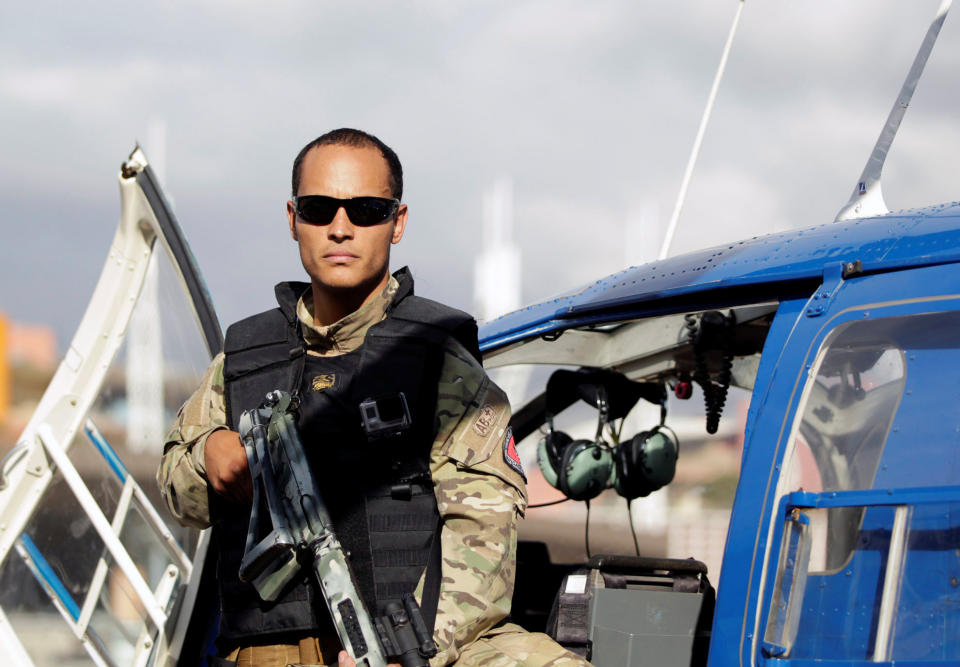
xmin=625 ymin=199 xmax=660 ymax=268
xmin=474 ymin=179 xmax=522 ymax=320
xmin=473 ymin=179 xmax=534 ymax=464
xmin=623 ymin=199 xmax=669 ymax=531
xmin=126 ymin=119 xmax=166 ymax=453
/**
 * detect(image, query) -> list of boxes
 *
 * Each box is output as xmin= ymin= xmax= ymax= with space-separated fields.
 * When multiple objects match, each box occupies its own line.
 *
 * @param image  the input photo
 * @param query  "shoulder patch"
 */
xmin=473 ymin=403 xmax=497 ymax=437
xmin=502 ymin=426 xmax=525 ymax=481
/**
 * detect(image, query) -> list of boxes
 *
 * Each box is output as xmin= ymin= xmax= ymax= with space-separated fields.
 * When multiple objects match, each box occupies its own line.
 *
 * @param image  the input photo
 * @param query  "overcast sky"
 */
xmin=2 ymin=1 xmax=959 ymax=347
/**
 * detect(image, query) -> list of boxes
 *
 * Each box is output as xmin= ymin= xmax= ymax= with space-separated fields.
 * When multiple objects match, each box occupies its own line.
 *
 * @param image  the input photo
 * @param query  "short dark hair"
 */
xmin=291 ymin=128 xmax=403 ymax=200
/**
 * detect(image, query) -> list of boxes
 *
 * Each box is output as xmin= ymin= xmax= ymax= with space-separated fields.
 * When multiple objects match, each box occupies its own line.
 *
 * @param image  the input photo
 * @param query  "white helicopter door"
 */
xmin=0 ymin=148 xmax=221 ymax=667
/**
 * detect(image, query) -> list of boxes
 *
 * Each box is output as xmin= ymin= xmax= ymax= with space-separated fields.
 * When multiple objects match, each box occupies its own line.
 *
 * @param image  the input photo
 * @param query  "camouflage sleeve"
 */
xmin=156 ymin=352 xmax=228 ymax=529
xmin=427 ymin=338 xmax=527 ymax=666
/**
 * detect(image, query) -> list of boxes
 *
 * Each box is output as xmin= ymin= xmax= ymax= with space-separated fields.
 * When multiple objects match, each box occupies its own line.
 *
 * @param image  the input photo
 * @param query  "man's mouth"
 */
xmin=324 ymin=251 xmax=358 ymax=261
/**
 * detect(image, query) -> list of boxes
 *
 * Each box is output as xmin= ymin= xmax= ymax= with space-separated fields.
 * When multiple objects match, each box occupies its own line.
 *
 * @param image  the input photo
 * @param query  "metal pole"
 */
xmin=659 ymin=0 xmax=745 ymax=260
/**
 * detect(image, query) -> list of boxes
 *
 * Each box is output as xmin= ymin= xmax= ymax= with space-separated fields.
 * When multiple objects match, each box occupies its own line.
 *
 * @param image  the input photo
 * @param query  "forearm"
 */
xmin=157 ymin=427 xmax=222 ymax=528
xmin=156 ymin=352 xmax=227 ymax=528
xmin=428 ymin=466 xmax=520 ymax=666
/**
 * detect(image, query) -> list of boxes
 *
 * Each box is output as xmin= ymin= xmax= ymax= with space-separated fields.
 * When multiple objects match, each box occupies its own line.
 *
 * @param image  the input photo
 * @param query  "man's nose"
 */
xmin=327 ymin=207 xmax=355 ymax=240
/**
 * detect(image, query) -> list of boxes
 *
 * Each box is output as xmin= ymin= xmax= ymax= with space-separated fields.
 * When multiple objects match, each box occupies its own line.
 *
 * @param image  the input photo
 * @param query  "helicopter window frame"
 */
xmin=758 ymin=297 xmax=960 ymax=663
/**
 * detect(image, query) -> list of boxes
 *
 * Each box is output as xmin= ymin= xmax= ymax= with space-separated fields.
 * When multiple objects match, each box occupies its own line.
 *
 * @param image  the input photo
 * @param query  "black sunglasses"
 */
xmin=292 ymin=195 xmax=400 ymax=227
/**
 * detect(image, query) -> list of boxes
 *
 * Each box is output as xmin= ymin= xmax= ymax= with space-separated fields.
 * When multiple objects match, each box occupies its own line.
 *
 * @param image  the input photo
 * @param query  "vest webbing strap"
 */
xmin=421 ymin=516 xmax=443 ymax=637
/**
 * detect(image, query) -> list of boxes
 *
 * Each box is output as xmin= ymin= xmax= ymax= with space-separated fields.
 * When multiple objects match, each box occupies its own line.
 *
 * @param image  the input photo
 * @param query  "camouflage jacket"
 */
xmin=157 ymin=277 xmax=527 ymax=666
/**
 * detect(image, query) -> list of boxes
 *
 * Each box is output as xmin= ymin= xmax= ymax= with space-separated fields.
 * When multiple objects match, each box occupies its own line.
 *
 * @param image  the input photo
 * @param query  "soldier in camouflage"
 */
xmin=157 ymin=129 xmax=590 ymax=667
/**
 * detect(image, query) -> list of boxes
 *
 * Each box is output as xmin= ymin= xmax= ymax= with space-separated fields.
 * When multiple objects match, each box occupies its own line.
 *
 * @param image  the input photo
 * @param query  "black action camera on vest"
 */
xmin=536 ymin=369 xmax=679 ymax=502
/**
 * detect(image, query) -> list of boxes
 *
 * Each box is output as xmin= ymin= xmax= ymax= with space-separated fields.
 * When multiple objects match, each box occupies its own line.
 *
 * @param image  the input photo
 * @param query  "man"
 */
xmin=158 ymin=129 xmax=589 ymax=667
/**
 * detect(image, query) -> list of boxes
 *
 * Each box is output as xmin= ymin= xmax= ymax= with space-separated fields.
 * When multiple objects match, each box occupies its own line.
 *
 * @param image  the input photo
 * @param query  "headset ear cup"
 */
xmin=614 ymin=432 xmax=648 ymax=500
xmin=559 ymin=440 xmax=613 ymax=501
xmin=538 ymin=431 xmax=572 ymax=490
xmin=641 ymin=428 xmax=679 ymax=489
xmin=614 ymin=427 xmax=679 ymax=500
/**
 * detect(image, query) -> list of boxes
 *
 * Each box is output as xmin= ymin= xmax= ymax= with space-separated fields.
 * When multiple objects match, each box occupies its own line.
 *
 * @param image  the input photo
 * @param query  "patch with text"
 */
xmin=473 ymin=403 xmax=497 ymax=437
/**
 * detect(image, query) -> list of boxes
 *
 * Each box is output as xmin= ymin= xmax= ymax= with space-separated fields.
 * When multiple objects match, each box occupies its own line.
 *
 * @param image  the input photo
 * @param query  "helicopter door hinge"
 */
xmin=805 ymin=261 xmax=861 ymax=318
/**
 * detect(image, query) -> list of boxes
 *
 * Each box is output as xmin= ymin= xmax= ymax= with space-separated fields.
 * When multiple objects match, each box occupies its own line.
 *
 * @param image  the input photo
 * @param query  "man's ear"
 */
xmin=391 ymin=204 xmax=408 ymax=245
xmin=287 ymin=200 xmax=298 ymax=241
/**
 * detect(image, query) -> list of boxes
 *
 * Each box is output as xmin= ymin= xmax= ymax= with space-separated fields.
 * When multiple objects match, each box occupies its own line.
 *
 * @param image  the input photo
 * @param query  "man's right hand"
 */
xmin=204 ymin=429 xmax=253 ymax=503
xmin=337 ymin=651 xmax=400 ymax=667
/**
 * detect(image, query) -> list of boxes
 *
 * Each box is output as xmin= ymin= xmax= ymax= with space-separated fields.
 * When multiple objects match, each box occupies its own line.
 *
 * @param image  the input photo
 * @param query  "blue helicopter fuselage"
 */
xmin=480 ymin=202 xmax=960 ymax=665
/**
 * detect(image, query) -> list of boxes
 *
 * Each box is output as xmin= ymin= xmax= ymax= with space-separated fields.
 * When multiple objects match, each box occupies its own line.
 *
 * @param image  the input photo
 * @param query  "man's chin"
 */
xmin=310 ymin=268 xmax=384 ymax=294
xmin=310 ymin=265 xmax=360 ymax=287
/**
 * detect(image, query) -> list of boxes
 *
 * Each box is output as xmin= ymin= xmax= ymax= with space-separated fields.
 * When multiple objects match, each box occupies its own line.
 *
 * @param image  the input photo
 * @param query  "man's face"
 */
xmin=287 ymin=144 xmax=407 ymax=295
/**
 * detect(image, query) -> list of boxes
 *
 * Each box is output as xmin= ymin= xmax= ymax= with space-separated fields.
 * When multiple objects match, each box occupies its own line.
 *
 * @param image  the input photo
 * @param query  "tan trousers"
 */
xmin=224 ymin=635 xmax=341 ymax=666
xmin=452 ymin=624 xmax=592 ymax=667
xmin=222 ymin=624 xmax=590 ymax=666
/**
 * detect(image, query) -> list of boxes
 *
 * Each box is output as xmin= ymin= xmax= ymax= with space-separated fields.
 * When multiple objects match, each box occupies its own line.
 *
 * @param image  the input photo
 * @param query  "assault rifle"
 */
xmin=237 ymin=390 xmax=437 ymax=667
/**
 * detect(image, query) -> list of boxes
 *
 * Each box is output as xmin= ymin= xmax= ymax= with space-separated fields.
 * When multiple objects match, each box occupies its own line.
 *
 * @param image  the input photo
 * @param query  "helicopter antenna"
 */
xmin=835 ymin=0 xmax=952 ymax=221
xmin=659 ymin=0 xmax=746 ymax=260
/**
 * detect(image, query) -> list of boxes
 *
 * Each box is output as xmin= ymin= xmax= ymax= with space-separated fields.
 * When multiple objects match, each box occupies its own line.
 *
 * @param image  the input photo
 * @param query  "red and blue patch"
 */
xmin=502 ymin=426 xmax=525 ymax=481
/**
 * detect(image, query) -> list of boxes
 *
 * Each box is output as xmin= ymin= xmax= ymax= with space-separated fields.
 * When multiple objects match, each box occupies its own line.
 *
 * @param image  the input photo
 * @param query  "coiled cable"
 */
xmin=686 ymin=311 xmax=734 ymax=434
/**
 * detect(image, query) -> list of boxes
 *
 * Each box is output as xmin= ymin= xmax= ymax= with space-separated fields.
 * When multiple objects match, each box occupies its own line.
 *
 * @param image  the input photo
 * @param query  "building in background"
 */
xmin=0 ymin=313 xmax=58 ymax=442
xmin=2 ymin=316 xmax=57 ymax=370
xmin=0 ymin=315 xmax=7 ymax=423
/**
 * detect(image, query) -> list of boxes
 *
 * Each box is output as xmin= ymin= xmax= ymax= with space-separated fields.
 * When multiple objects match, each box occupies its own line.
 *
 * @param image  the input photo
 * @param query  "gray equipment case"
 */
xmin=548 ymin=555 xmax=715 ymax=666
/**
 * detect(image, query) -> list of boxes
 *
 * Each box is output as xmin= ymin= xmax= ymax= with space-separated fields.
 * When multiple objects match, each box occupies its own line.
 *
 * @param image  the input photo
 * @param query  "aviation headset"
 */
xmin=536 ymin=371 xmax=679 ymax=502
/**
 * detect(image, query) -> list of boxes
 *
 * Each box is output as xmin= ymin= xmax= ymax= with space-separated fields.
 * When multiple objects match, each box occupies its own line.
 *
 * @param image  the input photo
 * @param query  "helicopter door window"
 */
xmin=763 ymin=309 xmax=960 ymax=662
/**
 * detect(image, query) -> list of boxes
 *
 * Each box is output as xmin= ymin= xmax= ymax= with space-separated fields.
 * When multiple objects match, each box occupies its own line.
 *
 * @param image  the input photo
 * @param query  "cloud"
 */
xmin=1 ymin=0 xmax=959 ymax=346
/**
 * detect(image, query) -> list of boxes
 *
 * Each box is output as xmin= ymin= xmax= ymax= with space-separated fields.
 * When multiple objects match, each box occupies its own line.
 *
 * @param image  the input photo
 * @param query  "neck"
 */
xmin=311 ymin=271 xmax=391 ymax=327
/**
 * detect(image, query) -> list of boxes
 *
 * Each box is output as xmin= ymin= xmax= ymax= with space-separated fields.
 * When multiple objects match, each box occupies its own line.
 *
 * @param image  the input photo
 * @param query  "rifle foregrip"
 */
xmin=337 ymin=599 xmax=368 ymax=657
xmin=314 ymin=543 xmax=389 ymax=667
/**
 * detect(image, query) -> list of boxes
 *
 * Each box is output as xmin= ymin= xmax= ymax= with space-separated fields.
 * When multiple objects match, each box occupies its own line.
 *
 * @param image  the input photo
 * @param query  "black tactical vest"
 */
xmin=214 ymin=268 xmax=479 ymax=649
